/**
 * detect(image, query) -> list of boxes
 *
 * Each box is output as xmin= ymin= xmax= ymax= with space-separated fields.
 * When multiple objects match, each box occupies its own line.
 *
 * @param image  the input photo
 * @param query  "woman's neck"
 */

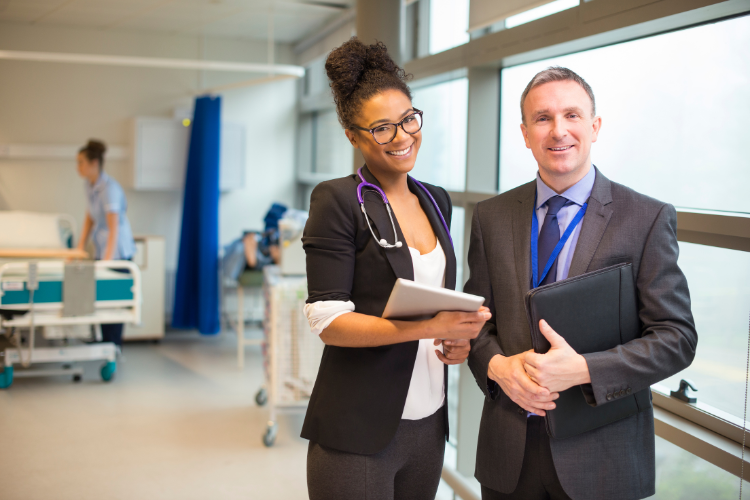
xmin=367 ymin=164 xmax=410 ymax=200
xmin=88 ymin=170 xmax=101 ymax=185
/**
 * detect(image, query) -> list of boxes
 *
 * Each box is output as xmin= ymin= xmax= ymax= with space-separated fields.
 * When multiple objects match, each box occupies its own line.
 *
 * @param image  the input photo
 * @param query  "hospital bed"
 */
xmin=0 ymin=211 xmax=142 ymax=389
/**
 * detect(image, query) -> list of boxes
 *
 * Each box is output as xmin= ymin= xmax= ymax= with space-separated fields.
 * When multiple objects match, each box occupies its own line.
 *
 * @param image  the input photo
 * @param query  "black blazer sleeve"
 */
xmin=304 ymin=180 xmax=357 ymax=303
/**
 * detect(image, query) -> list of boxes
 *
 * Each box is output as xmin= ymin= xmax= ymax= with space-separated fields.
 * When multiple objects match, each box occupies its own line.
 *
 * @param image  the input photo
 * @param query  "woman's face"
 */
xmin=76 ymin=153 xmax=98 ymax=181
xmin=345 ymin=89 xmax=422 ymax=177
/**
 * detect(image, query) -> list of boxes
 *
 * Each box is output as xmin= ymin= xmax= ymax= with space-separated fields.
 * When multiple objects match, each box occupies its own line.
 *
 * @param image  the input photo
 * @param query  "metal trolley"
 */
xmin=255 ymin=266 xmax=323 ymax=447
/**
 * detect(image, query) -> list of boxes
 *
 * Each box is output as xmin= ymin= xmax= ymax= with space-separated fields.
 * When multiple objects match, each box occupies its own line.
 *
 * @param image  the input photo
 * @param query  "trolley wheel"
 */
xmin=262 ymin=422 xmax=278 ymax=447
xmin=100 ymin=361 xmax=117 ymax=382
xmin=0 ymin=366 xmax=13 ymax=389
xmin=73 ymin=374 xmax=82 ymax=383
xmin=255 ymin=388 xmax=268 ymax=406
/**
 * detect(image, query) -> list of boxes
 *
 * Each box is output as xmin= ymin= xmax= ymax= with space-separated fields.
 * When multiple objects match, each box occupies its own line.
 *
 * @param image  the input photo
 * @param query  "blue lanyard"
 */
xmin=530 ymin=192 xmax=588 ymax=288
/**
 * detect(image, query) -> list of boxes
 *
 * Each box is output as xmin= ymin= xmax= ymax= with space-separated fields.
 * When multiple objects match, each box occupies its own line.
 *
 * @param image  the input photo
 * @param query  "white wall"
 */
xmin=0 ymin=22 xmax=298 ymax=278
xmin=220 ymin=80 xmax=298 ymax=245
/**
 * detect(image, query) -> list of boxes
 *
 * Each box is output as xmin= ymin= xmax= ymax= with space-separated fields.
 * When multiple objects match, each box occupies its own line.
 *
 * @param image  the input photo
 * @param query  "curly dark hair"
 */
xmin=325 ymin=37 xmax=412 ymax=129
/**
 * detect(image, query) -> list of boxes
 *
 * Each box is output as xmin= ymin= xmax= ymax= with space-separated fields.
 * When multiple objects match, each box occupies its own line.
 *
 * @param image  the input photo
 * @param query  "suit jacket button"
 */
xmin=626 ymin=388 xmax=632 ymax=395
xmin=606 ymin=393 xmax=613 ymax=401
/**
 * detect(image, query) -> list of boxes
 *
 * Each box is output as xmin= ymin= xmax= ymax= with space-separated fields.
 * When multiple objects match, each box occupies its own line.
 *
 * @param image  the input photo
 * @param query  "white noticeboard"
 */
xmin=130 ymin=117 xmax=245 ymax=192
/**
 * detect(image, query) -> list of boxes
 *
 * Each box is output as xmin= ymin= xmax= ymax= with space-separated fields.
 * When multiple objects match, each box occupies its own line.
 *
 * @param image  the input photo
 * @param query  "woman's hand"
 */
xmin=434 ymin=338 xmax=470 ymax=365
xmin=426 ymin=306 xmax=491 ymax=341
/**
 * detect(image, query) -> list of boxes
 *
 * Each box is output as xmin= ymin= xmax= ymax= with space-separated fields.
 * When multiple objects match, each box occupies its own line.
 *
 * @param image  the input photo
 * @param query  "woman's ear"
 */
xmin=344 ymin=129 xmax=360 ymax=149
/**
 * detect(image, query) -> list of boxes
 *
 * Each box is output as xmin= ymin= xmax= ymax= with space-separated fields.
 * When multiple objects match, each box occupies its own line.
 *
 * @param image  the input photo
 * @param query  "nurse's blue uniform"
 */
xmin=85 ymin=172 xmax=136 ymax=346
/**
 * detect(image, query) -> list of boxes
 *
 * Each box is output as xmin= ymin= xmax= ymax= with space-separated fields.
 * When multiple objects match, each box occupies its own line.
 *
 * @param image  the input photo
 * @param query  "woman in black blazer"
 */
xmin=302 ymin=38 xmax=491 ymax=500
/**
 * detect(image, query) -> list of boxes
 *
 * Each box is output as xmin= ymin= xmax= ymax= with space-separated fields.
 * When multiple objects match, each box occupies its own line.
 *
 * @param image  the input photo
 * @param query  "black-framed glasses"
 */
xmin=351 ymin=109 xmax=423 ymax=145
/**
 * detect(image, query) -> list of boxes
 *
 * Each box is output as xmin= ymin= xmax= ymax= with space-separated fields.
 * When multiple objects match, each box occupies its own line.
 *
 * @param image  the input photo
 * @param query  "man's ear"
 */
xmin=520 ymin=123 xmax=531 ymax=150
xmin=345 ymin=129 xmax=360 ymax=149
xmin=591 ymin=116 xmax=602 ymax=143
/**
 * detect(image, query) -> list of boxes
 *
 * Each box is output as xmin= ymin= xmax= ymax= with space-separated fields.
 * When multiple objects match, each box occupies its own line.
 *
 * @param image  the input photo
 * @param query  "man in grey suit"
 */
xmin=464 ymin=66 xmax=697 ymax=500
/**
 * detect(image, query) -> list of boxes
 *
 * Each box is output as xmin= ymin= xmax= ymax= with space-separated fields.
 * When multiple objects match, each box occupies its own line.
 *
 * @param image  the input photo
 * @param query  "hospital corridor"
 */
xmin=1 ymin=0 xmax=750 ymax=499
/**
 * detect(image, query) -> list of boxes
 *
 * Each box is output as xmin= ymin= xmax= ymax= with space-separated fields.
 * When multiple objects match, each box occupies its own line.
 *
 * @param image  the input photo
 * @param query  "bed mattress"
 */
xmin=0 ymin=267 xmax=134 ymax=305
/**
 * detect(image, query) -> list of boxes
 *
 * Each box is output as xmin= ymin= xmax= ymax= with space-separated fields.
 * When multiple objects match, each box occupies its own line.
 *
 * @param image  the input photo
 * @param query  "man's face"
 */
xmin=520 ymin=80 xmax=601 ymax=180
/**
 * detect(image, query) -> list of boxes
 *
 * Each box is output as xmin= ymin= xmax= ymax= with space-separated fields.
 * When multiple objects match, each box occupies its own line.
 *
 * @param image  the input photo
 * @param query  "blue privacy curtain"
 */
xmin=172 ymin=95 xmax=221 ymax=335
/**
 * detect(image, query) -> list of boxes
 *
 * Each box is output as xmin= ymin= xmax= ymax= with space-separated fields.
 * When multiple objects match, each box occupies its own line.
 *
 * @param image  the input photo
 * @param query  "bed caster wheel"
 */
xmin=255 ymin=388 xmax=268 ymax=406
xmin=0 ymin=367 xmax=13 ymax=389
xmin=100 ymin=361 xmax=116 ymax=382
xmin=73 ymin=374 xmax=82 ymax=383
xmin=262 ymin=422 xmax=277 ymax=447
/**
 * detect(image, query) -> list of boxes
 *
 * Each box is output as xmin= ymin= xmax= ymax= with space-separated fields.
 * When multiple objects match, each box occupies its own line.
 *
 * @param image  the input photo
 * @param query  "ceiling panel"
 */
xmin=0 ymin=0 xmax=354 ymax=43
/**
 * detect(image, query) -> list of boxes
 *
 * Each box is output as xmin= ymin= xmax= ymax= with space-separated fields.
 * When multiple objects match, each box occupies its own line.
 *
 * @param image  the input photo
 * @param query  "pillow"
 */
xmin=0 ymin=211 xmax=66 ymax=248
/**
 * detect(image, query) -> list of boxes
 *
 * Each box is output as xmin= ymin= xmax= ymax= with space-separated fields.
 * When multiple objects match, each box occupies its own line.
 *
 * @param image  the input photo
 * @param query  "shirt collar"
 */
xmin=88 ymin=171 xmax=109 ymax=192
xmin=535 ymin=165 xmax=596 ymax=209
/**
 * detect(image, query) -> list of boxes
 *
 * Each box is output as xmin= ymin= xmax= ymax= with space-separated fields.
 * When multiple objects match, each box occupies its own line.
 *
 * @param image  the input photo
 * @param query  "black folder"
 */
xmin=524 ymin=263 xmax=652 ymax=439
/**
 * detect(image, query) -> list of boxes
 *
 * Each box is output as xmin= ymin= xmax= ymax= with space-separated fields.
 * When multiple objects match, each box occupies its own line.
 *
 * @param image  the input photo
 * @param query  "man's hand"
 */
xmin=488 ymin=352 xmax=558 ymax=416
xmin=523 ymin=319 xmax=591 ymax=393
xmin=435 ymin=338 xmax=470 ymax=365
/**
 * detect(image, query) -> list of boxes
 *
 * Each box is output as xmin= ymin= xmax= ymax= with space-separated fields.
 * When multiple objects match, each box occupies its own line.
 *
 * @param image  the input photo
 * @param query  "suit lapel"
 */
xmin=409 ymin=177 xmax=457 ymax=291
xmin=360 ymin=166 xmax=414 ymax=280
xmin=568 ymin=167 xmax=614 ymax=278
xmin=511 ymin=182 xmax=536 ymax=295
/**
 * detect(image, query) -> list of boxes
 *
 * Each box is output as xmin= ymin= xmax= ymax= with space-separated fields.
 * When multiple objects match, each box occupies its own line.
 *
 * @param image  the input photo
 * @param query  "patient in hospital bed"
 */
xmin=222 ymin=202 xmax=309 ymax=281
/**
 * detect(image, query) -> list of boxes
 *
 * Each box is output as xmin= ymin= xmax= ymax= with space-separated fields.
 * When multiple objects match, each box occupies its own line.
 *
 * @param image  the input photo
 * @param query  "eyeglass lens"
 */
xmin=373 ymin=113 xmax=423 ymax=144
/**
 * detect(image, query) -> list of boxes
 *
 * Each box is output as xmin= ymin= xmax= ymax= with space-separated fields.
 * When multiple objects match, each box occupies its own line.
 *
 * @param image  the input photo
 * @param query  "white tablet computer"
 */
xmin=381 ymin=278 xmax=485 ymax=320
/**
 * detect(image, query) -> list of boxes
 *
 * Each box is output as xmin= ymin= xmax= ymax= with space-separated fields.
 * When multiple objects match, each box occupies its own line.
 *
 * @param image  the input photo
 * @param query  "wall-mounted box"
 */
xmin=129 ymin=117 xmax=245 ymax=192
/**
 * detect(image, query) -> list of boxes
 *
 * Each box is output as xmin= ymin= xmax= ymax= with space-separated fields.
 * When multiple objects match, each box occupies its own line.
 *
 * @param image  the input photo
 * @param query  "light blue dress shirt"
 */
xmin=534 ymin=166 xmax=596 ymax=282
xmin=85 ymin=172 xmax=136 ymax=260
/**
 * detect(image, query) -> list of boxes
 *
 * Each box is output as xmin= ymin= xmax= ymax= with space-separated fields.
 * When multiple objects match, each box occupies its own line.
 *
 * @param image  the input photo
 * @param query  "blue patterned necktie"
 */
xmin=537 ymin=195 xmax=569 ymax=286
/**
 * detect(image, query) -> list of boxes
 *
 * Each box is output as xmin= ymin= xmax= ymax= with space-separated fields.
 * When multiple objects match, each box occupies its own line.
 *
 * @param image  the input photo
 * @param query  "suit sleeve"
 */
xmin=465 ymin=203 xmax=504 ymax=400
xmin=303 ymin=181 xmax=357 ymax=303
xmin=582 ymin=204 xmax=697 ymax=406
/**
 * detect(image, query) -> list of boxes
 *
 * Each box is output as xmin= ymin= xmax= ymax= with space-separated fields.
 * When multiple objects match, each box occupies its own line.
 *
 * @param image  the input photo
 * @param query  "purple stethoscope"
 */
xmin=356 ymin=166 xmax=453 ymax=250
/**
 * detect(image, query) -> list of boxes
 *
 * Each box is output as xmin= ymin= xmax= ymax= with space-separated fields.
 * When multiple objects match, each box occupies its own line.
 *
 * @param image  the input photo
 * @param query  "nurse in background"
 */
xmin=76 ymin=139 xmax=136 ymax=347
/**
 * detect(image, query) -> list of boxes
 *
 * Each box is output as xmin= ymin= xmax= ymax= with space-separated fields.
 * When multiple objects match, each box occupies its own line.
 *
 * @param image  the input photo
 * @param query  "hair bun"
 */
xmin=326 ymin=38 xmax=408 ymax=103
xmin=325 ymin=37 xmax=412 ymax=129
xmin=86 ymin=139 xmax=107 ymax=155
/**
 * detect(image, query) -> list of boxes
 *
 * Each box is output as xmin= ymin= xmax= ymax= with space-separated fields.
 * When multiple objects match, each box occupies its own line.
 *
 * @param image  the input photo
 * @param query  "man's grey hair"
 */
xmin=520 ymin=66 xmax=596 ymax=123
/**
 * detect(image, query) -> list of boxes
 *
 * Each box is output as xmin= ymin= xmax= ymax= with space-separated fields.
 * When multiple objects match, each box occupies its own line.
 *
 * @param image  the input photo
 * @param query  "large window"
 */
xmin=411 ymin=78 xmax=469 ymax=192
xmin=498 ymin=15 xmax=750 ymax=214
xmin=661 ymin=242 xmax=750 ymax=419
xmin=429 ymin=0 xmax=470 ymax=54
xmin=504 ymin=0 xmax=579 ymax=29
xmin=497 ymin=14 xmax=750 ymax=424
xmin=651 ymin=436 xmax=749 ymax=499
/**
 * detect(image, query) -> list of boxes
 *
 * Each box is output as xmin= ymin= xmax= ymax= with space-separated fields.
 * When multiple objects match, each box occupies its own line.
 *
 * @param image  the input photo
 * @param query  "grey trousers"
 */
xmin=307 ymin=406 xmax=446 ymax=500
xmin=481 ymin=417 xmax=572 ymax=500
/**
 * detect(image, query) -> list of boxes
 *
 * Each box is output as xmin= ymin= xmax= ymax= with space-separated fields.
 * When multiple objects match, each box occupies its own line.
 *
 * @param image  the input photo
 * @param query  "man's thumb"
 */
xmin=539 ymin=319 xmax=564 ymax=347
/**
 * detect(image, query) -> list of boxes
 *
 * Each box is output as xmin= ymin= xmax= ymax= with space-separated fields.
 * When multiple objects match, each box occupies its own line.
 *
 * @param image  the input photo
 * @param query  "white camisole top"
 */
xmin=304 ymin=239 xmax=447 ymax=420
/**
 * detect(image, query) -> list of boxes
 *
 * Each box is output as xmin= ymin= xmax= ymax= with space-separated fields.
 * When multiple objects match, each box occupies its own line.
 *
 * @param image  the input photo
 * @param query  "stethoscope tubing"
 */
xmin=356 ymin=166 xmax=453 ymax=249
